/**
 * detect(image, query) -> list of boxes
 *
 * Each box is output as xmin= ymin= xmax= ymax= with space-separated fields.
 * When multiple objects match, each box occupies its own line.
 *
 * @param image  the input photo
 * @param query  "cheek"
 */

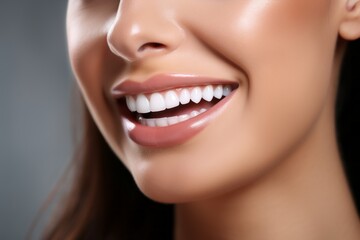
xmin=186 ymin=0 xmax=334 ymax=65
xmin=67 ymin=4 xmax=131 ymax=159
xmin=185 ymin=0 xmax=337 ymax=135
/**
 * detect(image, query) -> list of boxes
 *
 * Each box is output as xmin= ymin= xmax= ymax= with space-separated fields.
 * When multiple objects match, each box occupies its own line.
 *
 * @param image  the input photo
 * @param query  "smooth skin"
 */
xmin=67 ymin=0 xmax=360 ymax=239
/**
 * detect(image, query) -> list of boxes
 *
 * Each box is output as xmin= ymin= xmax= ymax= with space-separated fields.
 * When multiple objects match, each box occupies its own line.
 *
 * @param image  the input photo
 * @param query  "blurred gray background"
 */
xmin=1 ymin=0 xmax=73 ymax=239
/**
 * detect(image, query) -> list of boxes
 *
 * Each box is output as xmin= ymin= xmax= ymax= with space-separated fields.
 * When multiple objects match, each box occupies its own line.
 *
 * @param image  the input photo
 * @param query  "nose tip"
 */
xmin=106 ymin=6 xmax=184 ymax=62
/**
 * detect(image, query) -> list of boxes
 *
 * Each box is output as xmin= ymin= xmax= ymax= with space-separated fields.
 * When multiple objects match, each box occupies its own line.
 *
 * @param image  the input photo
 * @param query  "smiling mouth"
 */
xmin=111 ymin=74 xmax=239 ymax=147
xmin=123 ymin=84 xmax=235 ymax=127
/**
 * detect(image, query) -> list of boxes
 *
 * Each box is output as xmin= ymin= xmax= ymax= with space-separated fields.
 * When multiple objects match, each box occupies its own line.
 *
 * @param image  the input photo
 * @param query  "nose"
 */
xmin=107 ymin=1 xmax=184 ymax=62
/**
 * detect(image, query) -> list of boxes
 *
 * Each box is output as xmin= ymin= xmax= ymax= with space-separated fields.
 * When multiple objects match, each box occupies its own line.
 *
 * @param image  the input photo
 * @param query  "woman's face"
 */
xmin=67 ymin=0 xmax=342 ymax=202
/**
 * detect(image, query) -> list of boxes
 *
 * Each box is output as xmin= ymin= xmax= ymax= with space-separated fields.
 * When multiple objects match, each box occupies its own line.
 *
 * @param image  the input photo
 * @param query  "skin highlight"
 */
xmin=65 ymin=0 xmax=360 ymax=239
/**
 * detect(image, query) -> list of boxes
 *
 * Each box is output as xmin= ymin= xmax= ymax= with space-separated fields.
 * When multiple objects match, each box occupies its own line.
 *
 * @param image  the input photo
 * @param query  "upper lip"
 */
xmin=111 ymin=73 xmax=238 ymax=97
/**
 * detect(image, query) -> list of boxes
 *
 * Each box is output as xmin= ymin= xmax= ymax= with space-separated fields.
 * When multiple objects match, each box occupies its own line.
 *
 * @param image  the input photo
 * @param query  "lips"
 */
xmin=112 ymin=74 xmax=238 ymax=147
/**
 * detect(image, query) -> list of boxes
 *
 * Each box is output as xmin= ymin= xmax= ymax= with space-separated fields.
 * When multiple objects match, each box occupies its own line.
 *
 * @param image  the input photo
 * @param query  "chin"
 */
xmin=126 ymin=148 xmax=272 ymax=204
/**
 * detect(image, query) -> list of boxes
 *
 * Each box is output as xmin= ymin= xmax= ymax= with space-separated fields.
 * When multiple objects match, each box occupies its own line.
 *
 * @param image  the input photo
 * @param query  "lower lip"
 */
xmin=119 ymin=91 xmax=236 ymax=148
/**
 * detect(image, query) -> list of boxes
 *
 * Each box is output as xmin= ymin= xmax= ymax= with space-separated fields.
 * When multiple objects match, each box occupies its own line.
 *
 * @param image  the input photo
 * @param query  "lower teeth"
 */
xmin=138 ymin=108 xmax=207 ymax=127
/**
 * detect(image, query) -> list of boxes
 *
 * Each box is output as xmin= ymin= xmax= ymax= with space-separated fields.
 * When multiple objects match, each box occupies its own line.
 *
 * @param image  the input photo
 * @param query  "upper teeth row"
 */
xmin=125 ymin=85 xmax=232 ymax=114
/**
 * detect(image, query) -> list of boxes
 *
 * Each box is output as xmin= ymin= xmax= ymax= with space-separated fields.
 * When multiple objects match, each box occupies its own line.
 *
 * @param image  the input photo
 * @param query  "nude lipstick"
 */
xmin=112 ymin=74 xmax=238 ymax=147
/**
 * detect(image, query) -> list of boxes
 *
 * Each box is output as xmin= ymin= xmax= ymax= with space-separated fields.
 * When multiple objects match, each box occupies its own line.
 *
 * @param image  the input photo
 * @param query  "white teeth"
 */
xmin=147 ymin=118 xmax=156 ymax=127
xmin=191 ymin=87 xmax=202 ymax=103
xmin=214 ymin=85 xmax=223 ymax=99
xmin=199 ymin=108 xmax=207 ymax=113
xmin=165 ymin=90 xmax=180 ymax=108
xmin=178 ymin=114 xmax=190 ymax=122
xmin=223 ymin=85 xmax=231 ymax=97
xmin=155 ymin=118 xmax=168 ymax=127
xmin=126 ymin=96 xmax=136 ymax=112
xmin=202 ymin=85 xmax=214 ymax=102
xmin=126 ymin=84 xmax=234 ymax=115
xmin=138 ymin=109 xmax=208 ymax=127
xmin=136 ymin=94 xmax=150 ymax=113
xmin=190 ymin=110 xmax=200 ymax=118
xmin=179 ymin=89 xmax=191 ymax=105
xmin=167 ymin=116 xmax=179 ymax=125
xmin=149 ymin=93 xmax=166 ymax=112
xmin=139 ymin=118 xmax=146 ymax=126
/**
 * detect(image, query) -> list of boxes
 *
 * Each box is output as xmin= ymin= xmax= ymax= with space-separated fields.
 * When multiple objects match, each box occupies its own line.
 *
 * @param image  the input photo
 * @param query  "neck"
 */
xmin=174 ymin=95 xmax=360 ymax=240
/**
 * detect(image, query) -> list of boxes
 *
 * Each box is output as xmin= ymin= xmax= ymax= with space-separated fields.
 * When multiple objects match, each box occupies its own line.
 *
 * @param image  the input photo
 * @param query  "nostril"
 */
xmin=138 ymin=42 xmax=166 ymax=53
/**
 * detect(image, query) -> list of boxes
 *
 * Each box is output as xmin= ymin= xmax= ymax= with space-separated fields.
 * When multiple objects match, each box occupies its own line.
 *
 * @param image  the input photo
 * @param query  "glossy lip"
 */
xmin=111 ymin=73 xmax=237 ymax=96
xmin=112 ymin=74 xmax=239 ymax=148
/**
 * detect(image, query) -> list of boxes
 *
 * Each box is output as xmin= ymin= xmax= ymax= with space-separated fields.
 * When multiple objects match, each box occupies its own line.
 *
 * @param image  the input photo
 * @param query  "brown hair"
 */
xmin=43 ymin=39 xmax=360 ymax=240
xmin=336 ymin=39 xmax=360 ymax=212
